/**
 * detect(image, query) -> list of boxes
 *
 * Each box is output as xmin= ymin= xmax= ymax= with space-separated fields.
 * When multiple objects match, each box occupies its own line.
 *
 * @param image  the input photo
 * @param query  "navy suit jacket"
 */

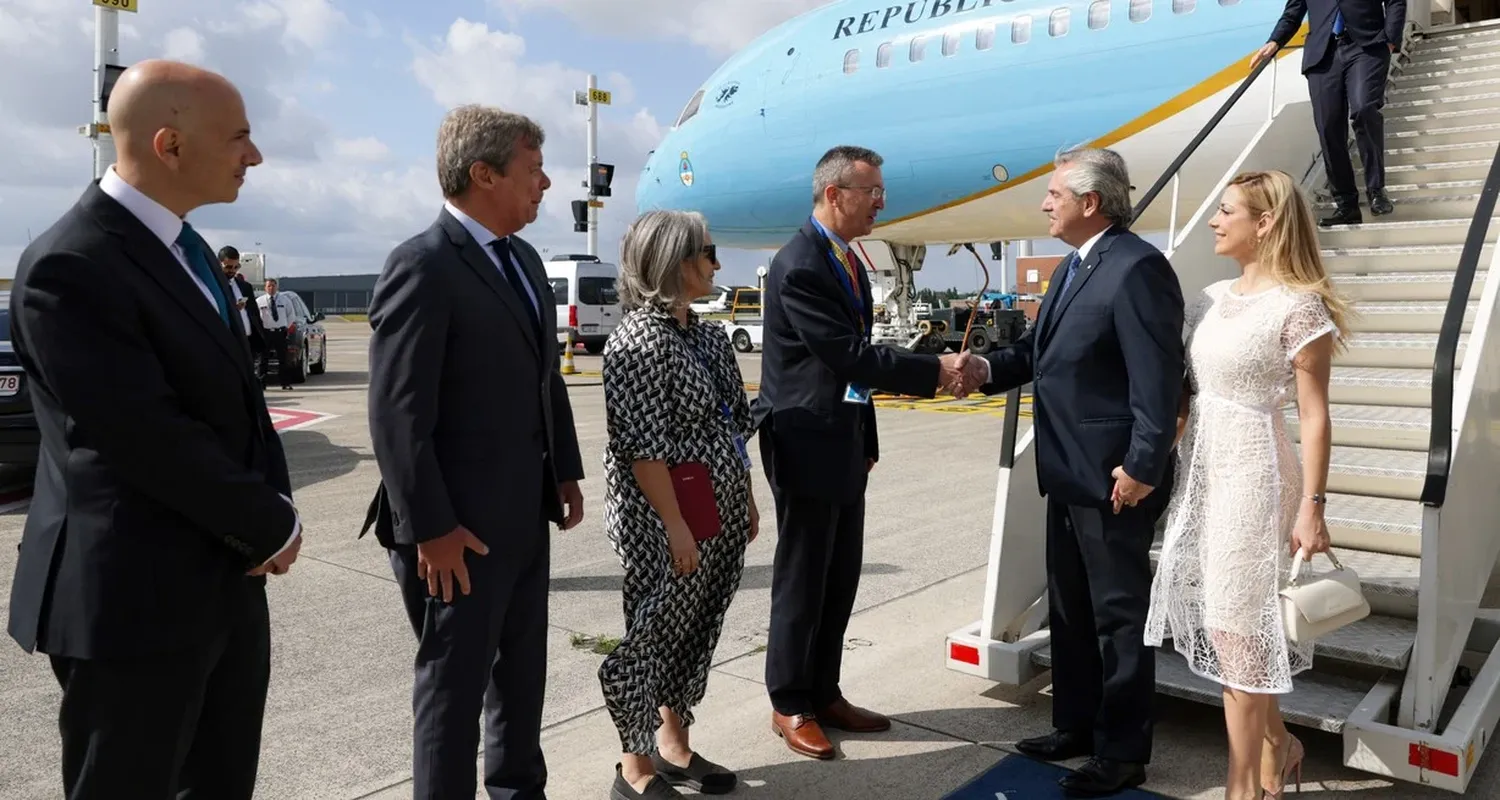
xmin=751 ymin=220 xmax=940 ymax=504
xmin=1271 ymin=0 xmax=1406 ymax=73
xmin=980 ymin=226 xmax=1185 ymax=509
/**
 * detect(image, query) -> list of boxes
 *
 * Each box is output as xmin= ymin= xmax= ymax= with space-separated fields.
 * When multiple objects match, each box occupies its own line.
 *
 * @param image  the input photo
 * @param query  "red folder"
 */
xmin=670 ymin=462 xmax=722 ymax=542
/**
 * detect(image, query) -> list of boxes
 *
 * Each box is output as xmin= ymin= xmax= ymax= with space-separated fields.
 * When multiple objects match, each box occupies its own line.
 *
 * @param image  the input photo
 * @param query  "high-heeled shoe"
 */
xmin=1263 ymin=734 xmax=1304 ymax=798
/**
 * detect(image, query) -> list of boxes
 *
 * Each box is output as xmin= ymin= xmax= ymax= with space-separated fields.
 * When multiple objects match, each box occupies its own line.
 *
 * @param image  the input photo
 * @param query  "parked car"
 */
xmin=0 ymin=292 xmax=39 ymax=465
xmin=546 ymin=255 xmax=620 ymax=354
xmin=259 ymin=289 xmax=328 ymax=384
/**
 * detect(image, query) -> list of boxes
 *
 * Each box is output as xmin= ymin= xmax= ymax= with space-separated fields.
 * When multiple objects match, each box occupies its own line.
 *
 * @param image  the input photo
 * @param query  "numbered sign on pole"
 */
xmin=92 ymin=0 xmax=138 ymax=12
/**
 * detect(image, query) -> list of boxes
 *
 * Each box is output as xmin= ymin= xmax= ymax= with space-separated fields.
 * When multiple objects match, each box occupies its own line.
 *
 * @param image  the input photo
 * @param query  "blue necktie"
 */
xmin=176 ymin=223 xmax=231 ymax=326
xmin=1058 ymin=251 xmax=1081 ymax=296
xmin=1333 ymin=8 xmax=1344 ymax=35
xmin=489 ymin=238 xmax=541 ymax=338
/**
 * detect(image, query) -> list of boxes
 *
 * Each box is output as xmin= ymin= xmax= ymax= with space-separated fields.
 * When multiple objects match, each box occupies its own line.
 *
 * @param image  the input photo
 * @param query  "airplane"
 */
xmin=635 ymin=0 xmax=1312 ymax=344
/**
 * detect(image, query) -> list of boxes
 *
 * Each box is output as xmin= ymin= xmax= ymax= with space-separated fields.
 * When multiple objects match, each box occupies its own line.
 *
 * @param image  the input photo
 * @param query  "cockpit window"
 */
xmin=675 ymin=89 xmax=705 ymax=127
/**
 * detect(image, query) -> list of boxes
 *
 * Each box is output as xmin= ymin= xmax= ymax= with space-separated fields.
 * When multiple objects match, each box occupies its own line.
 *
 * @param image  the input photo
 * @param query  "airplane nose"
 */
xmin=636 ymin=138 xmax=691 ymax=215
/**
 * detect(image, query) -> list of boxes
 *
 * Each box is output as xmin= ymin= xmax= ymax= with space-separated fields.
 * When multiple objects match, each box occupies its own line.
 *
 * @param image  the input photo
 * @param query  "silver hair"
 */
xmin=1054 ymin=146 xmax=1133 ymax=223
xmin=618 ymin=210 xmax=710 ymax=311
xmin=436 ymin=104 xmax=546 ymax=198
xmin=812 ymin=145 xmax=883 ymax=205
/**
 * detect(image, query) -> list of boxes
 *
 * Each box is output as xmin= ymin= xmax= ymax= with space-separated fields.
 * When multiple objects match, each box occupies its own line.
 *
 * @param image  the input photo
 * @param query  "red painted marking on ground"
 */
xmin=266 ymin=407 xmax=335 ymax=432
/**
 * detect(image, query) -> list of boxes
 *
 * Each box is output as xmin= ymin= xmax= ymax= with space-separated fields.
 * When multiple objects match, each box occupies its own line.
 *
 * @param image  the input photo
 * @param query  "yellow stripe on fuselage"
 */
xmin=873 ymin=23 xmax=1311 ymax=230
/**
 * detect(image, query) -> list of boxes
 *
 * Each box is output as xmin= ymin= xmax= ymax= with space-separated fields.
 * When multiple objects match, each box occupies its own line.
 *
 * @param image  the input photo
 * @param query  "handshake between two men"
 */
xmin=937 ymin=350 xmax=988 ymax=398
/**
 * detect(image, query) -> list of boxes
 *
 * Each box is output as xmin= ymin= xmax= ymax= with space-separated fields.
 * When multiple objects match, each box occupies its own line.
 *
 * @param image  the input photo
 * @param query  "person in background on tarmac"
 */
xmin=257 ymin=276 xmax=296 ymax=389
xmin=220 ymin=245 xmax=267 ymax=382
xmin=598 ymin=209 xmax=756 ymax=800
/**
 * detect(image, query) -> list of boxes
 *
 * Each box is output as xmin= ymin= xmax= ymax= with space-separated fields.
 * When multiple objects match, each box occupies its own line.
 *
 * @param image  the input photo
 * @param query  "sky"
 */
xmin=0 ymin=0 xmax=1101 ymax=291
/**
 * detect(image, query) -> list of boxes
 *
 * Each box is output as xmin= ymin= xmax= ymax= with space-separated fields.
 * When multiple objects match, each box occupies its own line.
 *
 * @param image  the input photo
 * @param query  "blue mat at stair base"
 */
xmin=944 ymin=754 xmax=1166 ymax=799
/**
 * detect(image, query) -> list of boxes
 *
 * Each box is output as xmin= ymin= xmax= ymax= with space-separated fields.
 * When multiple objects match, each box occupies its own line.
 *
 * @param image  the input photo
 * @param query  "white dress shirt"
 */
xmin=228 ymin=278 xmax=253 ymax=333
xmin=974 ymin=226 xmax=1110 ymax=384
xmin=258 ymin=292 xmax=296 ymax=330
xmin=444 ymin=201 xmax=542 ymax=313
xmin=98 ymin=166 xmax=301 ymax=563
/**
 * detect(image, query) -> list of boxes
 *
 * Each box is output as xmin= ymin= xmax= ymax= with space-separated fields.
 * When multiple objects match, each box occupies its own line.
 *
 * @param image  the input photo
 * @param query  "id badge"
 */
xmin=731 ymin=433 xmax=753 ymax=471
xmin=843 ymin=383 xmax=872 ymax=404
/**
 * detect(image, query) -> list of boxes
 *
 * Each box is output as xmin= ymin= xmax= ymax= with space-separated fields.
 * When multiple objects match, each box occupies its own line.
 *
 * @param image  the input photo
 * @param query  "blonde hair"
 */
xmin=1228 ymin=170 xmax=1352 ymax=348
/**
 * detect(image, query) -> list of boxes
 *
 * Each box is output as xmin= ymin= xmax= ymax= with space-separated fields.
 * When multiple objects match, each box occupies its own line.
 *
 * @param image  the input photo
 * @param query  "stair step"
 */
xmin=1322 ymin=244 xmax=1484 ymax=273
xmin=1388 ymin=74 xmax=1500 ymax=99
xmin=1407 ymin=45 xmax=1500 ymax=69
xmin=1318 ymin=218 xmax=1488 ymax=248
xmin=1326 ymin=445 xmax=1424 ymax=500
xmin=1373 ymin=158 xmax=1494 ymax=184
xmin=1287 ymin=403 xmax=1432 ymax=450
xmin=1419 ymin=20 xmax=1500 ymax=41
xmin=1340 ymin=332 xmax=1468 ymax=368
xmin=1324 ymin=492 xmax=1425 ymax=558
xmin=1386 ymin=114 xmax=1500 ymax=138
xmin=1318 ymin=195 xmax=1485 ymax=222
xmin=1387 ymin=135 xmax=1500 ymax=159
xmin=1347 ymin=300 xmax=1475 ymax=333
xmin=1031 ymin=643 xmax=1382 ymax=733
xmin=1329 ymin=366 xmax=1432 ymax=406
xmin=1335 ymin=271 xmax=1484 ymax=301
xmin=1396 ymin=62 xmax=1500 ymax=89
xmin=1386 ymin=88 xmax=1500 ymax=114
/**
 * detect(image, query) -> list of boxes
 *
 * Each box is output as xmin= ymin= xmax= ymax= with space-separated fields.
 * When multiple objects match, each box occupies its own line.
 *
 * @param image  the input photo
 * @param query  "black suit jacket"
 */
xmin=751 ymin=220 xmax=940 ymax=504
xmin=980 ymin=227 xmax=1185 ymax=508
xmin=6 ymin=183 xmax=295 ymax=660
xmin=361 ymin=209 xmax=584 ymax=551
xmin=1271 ymin=0 xmax=1406 ymax=73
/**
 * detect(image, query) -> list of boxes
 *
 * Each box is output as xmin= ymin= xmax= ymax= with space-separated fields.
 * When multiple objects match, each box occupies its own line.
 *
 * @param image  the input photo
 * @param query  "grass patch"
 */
xmin=570 ymin=632 xmax=622 ymax=655
xmin=336 ymin=313 xmax=369 ymax=322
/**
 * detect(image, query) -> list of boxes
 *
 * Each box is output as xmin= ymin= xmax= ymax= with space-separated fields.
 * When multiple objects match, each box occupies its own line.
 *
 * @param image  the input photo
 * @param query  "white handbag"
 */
xmin=1279 ymin=548 xmax=1371 ymax=645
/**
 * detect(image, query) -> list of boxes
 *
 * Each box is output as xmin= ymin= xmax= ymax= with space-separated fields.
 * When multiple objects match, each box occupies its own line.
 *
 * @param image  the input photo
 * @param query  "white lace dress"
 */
xmin=1144 ymin=279 xmax=1338 ymax=694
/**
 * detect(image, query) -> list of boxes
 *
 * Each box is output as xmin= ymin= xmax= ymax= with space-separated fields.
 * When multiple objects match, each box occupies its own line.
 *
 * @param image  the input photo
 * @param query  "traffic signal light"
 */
xmin=571 ymin=200 xmax=588 ymax=233
xmin=590 ymin=163 xmax=614 ymax=198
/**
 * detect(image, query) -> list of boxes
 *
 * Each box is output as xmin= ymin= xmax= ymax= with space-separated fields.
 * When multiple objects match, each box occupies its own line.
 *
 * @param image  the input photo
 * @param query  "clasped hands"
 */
xmin=938 ymin=351 xmax=987 ymax=398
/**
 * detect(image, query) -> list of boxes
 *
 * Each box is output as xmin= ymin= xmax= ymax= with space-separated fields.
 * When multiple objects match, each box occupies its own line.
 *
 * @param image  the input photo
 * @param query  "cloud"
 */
xmin=407 ymin=18 xmax=667 ymax=258
xmin=162 ymin=27 xmax=206 ymax=64
xmin=331 ymin=136 xmax=390 ymax=161
xmin=490 ymin=0 xmax=829 ymax=55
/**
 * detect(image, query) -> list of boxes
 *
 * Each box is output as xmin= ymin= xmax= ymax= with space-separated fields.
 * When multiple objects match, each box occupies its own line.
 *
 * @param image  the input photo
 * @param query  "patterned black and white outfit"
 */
xmin=598 ymin=305 xmax=755 ymax=754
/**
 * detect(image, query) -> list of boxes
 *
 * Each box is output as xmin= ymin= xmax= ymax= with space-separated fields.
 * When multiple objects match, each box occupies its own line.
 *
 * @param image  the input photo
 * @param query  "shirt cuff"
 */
xmin=977 ymin=354 xmax=992 ymax=384
xmin=265 ymin=493 xmax=302 ymax=562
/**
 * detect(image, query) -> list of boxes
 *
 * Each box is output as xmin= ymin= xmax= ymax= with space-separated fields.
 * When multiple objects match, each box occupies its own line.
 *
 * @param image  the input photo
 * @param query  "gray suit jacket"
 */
xmin=361 ymin=208 xmax=584 ymax=550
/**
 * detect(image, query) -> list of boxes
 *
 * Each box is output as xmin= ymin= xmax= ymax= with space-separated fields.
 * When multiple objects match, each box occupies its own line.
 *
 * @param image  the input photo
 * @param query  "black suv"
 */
xmin=0 ymin=292 xmax=39 ymax=465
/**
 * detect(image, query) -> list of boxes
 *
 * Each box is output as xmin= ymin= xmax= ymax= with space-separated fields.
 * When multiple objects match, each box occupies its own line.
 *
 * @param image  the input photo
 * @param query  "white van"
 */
xmin=545 ymin=255 xmax=620 ymax=354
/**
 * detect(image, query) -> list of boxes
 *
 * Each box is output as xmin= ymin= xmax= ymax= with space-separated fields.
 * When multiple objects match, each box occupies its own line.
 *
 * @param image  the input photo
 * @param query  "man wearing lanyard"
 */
xmin=1253 ymin=0 xmax=1404 ymax=226
xmin=752 ymin=145 xmax=972 ymax=760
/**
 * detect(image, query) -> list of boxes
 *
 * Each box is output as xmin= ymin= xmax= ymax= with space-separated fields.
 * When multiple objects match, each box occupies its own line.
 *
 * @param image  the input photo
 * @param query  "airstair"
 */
xmin=945 ymin=17 xmax=1500 ymax=794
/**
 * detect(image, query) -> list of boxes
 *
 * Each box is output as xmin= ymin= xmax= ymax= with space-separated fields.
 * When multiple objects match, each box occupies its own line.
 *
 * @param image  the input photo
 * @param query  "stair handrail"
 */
xmin=1420 ymin=142 xmax=1500 ymax=507
xmin=997 ymin=53 xmax=1279 ymax=469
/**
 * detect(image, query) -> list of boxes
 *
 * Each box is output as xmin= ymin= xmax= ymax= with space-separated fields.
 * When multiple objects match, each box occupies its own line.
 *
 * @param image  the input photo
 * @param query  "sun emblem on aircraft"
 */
xmin=679 ymin=151 xmax=694 ymax=187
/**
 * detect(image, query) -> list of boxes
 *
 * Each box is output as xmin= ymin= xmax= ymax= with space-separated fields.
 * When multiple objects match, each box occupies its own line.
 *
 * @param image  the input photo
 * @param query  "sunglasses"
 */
xmin=703 ymin=244 xmax=717 ymax=264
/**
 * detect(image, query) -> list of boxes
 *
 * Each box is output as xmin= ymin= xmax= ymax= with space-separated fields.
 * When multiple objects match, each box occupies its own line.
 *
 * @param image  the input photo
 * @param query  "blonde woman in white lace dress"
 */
xmin=1144 ymin=170 xmax=1349 ymax=800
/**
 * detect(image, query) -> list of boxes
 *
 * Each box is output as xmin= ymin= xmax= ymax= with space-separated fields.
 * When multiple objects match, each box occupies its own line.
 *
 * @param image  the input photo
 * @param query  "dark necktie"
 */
xmin=489 ymin=238 xmax=541 ymax=338
xmin=1058 ymin=251 xmax=1081 ymax=296
xmin=270 ymin=295 xmax=279 ymax=322
xmin=176 ymin=223 xmax=231 ymax=327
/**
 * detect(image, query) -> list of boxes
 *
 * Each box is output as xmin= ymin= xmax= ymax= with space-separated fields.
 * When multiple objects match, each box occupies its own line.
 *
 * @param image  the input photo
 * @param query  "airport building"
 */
xmin=273 ymin=274 xmax=380 ymax=316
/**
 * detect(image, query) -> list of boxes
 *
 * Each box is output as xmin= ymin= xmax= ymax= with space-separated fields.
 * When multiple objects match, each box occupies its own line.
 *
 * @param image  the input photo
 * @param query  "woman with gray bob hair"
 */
xmin=598 ymin=210 xmax=759 ymax=799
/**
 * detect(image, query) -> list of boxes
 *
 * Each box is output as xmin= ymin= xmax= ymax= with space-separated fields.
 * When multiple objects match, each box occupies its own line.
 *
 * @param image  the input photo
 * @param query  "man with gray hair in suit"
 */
xmin=362 ymin=104 xmax=585 ymax=800
xmin=960 ymin=146 xmax=1185 ymax=796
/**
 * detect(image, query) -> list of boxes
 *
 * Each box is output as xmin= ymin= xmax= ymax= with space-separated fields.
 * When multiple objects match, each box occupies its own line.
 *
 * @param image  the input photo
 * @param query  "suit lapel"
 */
xmin=1039 ymin=228 xmax=1119 ymax=352
xmin=84 ymin=186 xmax=252 ymax=372
xmin=438 ymin=211 xmax=540 ymax=356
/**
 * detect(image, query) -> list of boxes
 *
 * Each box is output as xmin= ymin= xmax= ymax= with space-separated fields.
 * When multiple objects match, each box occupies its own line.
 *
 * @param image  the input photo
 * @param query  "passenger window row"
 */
xmin=845 ymin=0 xmax=1241 ymax=73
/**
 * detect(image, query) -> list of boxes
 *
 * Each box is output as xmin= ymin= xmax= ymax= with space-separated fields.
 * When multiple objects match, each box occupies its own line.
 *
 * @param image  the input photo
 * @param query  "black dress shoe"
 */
xmin=1059 ymin=757 xmax=1147 ymax=797
xmin=1370 ymin=190 xmax=1394 ymax=216
xmin=1319 ymin=204 xmax=1363 ymax=227
xmin=1016 ymin=729 xmax=1093 ymax=761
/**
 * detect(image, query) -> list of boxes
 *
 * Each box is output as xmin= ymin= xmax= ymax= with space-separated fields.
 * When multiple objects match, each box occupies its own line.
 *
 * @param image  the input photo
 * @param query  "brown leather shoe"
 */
xmin=770 ymin=711 xmax=835 ymax=760
xmin=816 ymin=698 xmax=891 ymax=732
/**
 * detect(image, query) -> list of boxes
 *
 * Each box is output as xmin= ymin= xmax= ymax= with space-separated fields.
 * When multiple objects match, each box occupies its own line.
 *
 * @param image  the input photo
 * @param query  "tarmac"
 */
xmin=0 ymin=319 xmax=1493 ymax=799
